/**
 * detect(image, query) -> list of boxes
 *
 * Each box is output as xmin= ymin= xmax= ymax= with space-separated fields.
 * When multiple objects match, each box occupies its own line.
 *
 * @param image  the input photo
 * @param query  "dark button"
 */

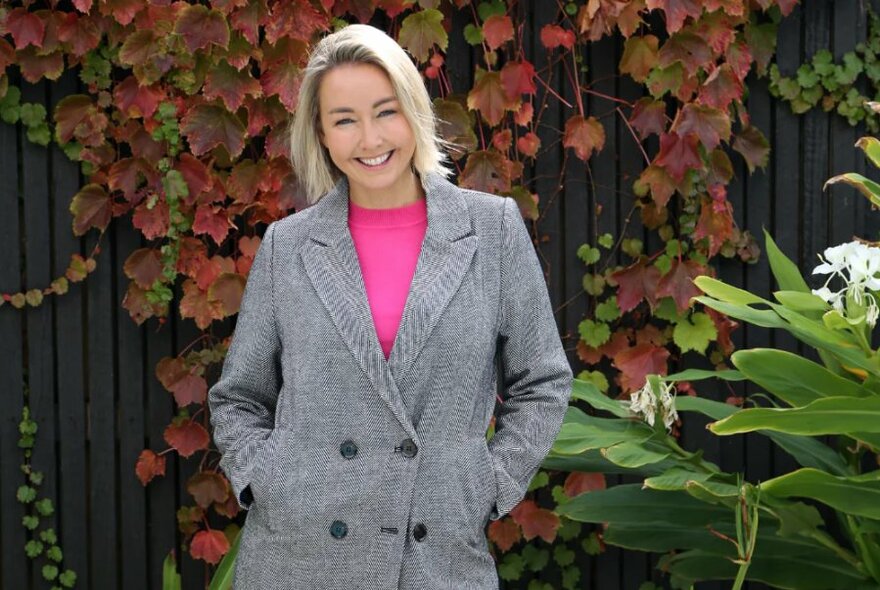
xmin=330 ymin=520 xmax=348 ymax=539
xmin=412 ymin=522 xmax=427 ymax=542
xmin=397 ymin=438 xmax=418 ymax=458
xmin=340 ymin=439 xmax=358 ymax=459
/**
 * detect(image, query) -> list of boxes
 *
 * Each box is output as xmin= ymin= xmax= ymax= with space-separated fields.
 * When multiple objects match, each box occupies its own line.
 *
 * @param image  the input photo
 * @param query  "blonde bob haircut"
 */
xmin=289 ymin=23 xmax=454 ymax=205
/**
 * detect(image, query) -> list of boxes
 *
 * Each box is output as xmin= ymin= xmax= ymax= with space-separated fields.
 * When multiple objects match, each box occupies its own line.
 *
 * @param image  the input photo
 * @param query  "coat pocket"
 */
xmin=477 ymin=436 xmax=499 ymax=517
xmin=250 ymin=428 xmax=286 ymax=507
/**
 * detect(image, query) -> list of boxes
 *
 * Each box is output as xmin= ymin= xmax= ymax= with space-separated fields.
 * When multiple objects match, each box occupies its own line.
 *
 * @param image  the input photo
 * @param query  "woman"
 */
xmin=208 ymin=23 xmax=572 ymax=590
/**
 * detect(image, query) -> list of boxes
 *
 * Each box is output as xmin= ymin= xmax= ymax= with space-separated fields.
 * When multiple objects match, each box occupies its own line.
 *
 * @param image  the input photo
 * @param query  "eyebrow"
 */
xmin=327 ymin=97 xmax=398 ymax=114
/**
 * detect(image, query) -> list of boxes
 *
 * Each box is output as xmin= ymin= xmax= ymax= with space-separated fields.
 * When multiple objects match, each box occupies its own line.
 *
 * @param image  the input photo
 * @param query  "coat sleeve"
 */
xmin=487 ymin=197 xmax=573 ymax=521
xmin=208 ymin=221 xmax=281 ymax=510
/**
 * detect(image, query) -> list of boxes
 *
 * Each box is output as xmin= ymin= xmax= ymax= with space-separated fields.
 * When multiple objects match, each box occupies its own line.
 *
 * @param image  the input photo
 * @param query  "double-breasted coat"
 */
xmin=207 ymin=171 xmax=573 ymax=589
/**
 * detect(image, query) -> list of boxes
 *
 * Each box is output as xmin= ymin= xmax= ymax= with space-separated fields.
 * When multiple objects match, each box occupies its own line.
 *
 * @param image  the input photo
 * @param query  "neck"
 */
xmin=348 ymin=170 xmax=425 ymax=209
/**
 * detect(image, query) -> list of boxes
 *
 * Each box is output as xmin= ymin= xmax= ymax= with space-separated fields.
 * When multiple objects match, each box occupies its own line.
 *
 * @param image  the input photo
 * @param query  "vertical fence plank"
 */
xmin=0 ymin=71 xmax=28 ymax=590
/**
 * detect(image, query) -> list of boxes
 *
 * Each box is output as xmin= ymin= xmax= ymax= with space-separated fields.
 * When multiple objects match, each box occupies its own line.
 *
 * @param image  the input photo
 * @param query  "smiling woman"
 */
xmin=316 ymin=62 xmax=420 ymax=209
xmin=209 ymin=21 xmax=572 ymax=590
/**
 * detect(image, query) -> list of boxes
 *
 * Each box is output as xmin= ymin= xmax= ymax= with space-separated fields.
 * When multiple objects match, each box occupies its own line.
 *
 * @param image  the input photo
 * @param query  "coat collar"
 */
xmin=299 ymin=171 xmax=477 ymax=439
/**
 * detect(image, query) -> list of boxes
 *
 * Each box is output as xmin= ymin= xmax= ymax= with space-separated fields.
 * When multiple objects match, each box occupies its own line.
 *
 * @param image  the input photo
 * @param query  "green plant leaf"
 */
xmin=164 ymin=551 xmax=182 ymax=590
xmin=673 ymin=311 xmax=717 ymax=354
xmin=693 ymin=276 xmax=769 ymax=305
xmin=399 ymin=8 xmax=448 ymax=63
xmin=602 ymin=440 xmax=671 ymax=468
xmin=554 ymin=407 xmax=652 ymax=454
xmin=570 ymin=378 xmax=629 ymax=418
xmin=763 ymin=229 xmax=811 ymax=293
xmin=732 ymin=348 xmax=873 ymax=407
xmin=773 ymin=290 xmax=828 ymax=312
xmin=664 ymin=368 xmax=746 ymax=381
xmin=760 ymin=468 xmax=880 ymax=519
xmin=824 ymin=172 xmax=880 ymax=208
xmin=709 ymin=395 xmax=880 ymax=437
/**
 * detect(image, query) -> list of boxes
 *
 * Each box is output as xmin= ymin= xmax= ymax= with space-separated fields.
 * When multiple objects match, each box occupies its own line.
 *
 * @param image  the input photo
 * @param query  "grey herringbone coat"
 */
xmin=207 ymin=171 xmax=573 ymax=589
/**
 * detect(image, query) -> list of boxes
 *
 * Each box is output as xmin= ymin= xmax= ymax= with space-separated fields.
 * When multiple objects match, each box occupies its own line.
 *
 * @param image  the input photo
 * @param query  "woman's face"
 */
xmin=317 ymin=62 xmax=418 ymax=205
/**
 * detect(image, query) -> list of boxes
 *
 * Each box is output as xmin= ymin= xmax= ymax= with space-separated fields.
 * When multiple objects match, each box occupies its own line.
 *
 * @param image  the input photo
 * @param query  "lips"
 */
xmin=356 ymin=150 xmax=393 ymax=168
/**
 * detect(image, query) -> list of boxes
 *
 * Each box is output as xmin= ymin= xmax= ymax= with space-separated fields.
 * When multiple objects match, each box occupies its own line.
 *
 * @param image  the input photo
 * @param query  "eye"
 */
xmin=334 ymin=118 xmax=353 ymax=126
xmin=379 ymin=109 xmax=397 ymax=117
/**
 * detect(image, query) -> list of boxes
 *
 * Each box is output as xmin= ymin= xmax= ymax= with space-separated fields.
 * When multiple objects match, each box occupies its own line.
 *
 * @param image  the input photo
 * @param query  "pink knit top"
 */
xmin=348 ymin=196 xmax=428 ymax=359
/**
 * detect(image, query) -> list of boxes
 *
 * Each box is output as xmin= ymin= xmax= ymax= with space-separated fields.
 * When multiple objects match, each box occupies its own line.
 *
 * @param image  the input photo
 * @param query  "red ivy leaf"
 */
xmin=656 ymin=258 xmax=706 ymax=312
xmin=181 ymin=104 xmax=247 ymax=158
xmin=483 ymin=14 xmax=514 ymax=51
xmin=636 ymin=165 xmax=676 ymax=209
xmin=468 ymin=68 xmax=515 ymax=127
xmin=733 ymin=124 xmax=770 ymax=173
xmin=124 ymin=248 xmax=163 ymax=289
xmin=208 ymin=272 xmax=247 ymax=317
xmin=164 ymin=417 xmax=210 ymax=458
xmin=654 ymin=132 xmax=701 ymax=182
xmin=539 ymin=24 xmax=575 ymax=50
xmin=69 ymin=184 xmax=111 ymax=236
xmin=204 ymin=60 xmax=262 ymax=112
xmin=657 ymin=32 xmax=712 ymax=77
xmin=706 ymin=307 xmax=738 ymax=356
xmin=398 ymin=8 xmax=448 ymax=63
xmin=612 ymin=259 xmax=661 ymax=313
xmin=687 ymin=10 xmax=737 ymax=56
xmin=135 ymin=449 xmax=166 ymax=485
xmin=564 ymin=472 xmax=606 ymax=497
xmin=132 ymin=198 xmax=170 ymax=240
xmin=698 ymin=63 xmax=743 ymax=110
xmin=187 ymin=472 xmax=229 ymax=508
xmin=487 ymin=518 xmax=521 ymax=553
xmin=174 ymin=5 xmax=229 ymax=53
xmin=613 ymin=343 xmax=670 ymax=392
xmin=563 ymin=115 xmax=606 ymax=161
xmin=693 ymin=188 xmax=735 ymax=257
xmin=175 ymin=153 xmax=212 ymax=201
xmin=645 ymin=0 xmax=703 ymax=34
xmin=459 ymin=150 xmax=512 ymax=194
xmin=56 ymin=12 xmax=102 ymax=57
xmin=629 ymin=98 xmax=666 ymax=139
xmin=122 ymin=282 xmax=166 ymax=325
xmin=113 ymin=76 xmax=164 ymax=119
xmin=516 ymin=132 xmax=541 ymax=158
xmin=726 ymin=39 xmax=754 ymax=81
xmin=500 ymin=60 xmax=537 ymax=100
xmin=6 ymin=8 xmax=46 ymax=50
xmin=190 ymin=529 xmax=230 ymax=565
xmin=619 ymin=35 xmax=659 ymax=83
xmin=99 ymin=0 xmax=144 ymax=26
xmin=109 ymin=157 xmax=160 ymax=201
xmin=54 ymin=94 xmax=108 ymax=147
xmin=510 ymin=499 xmax=560 ymax=544
xmin=239 ymin=235 xmax=261 ymax=258
xmin=265 ymin=0 xmax=329 ymax=44
xmin=703 ymin=0 xmax=745 ymax=17
xmin=193 ymin=205 xmax=232 ymax=246
xmin=180 ymin=279 xmax=223 ymax=330
xmin=672 ymin=103 xmax=731 ymax=151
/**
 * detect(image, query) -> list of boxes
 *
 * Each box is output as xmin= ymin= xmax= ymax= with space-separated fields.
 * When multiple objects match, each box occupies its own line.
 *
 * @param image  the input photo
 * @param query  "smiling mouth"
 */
xmin=356 ymin=150 xmax=393 ymax=167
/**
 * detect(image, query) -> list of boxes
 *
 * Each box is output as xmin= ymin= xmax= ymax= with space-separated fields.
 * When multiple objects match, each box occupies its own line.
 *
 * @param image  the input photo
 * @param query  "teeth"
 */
xmin=358 ymin=151 xmax=392 ymax=166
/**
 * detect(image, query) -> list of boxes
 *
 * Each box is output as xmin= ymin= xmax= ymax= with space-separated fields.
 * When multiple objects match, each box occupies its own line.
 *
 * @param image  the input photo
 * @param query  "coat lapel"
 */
xmin=300 ymin=172 xmax=477 ymax=436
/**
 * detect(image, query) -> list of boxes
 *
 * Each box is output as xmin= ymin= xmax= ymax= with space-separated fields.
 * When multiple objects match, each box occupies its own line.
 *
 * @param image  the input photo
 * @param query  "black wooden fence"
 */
xmin=2 ymin=1 xmax=879 ymax=588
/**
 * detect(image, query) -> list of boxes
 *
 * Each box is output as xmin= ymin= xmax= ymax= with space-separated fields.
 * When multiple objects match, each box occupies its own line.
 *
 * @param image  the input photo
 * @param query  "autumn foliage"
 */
xmin=1 ymin=0 xmax=797 ymax=577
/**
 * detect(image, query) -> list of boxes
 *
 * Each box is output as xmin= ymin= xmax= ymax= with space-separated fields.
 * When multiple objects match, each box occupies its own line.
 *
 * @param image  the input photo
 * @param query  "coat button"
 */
xmin=340 ymin=440 xmax=358 ymax=459
xmin=412 ymin=522 xmax=427 ymax=542
xmin=398 ymin=438 xmax=418 ymax=458
xmin=330 ymin=520 xmax=348 ymax=539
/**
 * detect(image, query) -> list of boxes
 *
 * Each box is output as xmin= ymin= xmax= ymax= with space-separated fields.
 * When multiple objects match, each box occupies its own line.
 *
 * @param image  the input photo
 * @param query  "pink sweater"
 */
xmin=348 ymin=197 xmax=428 ymax=359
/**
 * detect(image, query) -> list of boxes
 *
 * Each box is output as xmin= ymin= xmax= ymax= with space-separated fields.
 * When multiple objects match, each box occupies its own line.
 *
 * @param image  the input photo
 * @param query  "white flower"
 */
xmin=811 ymin=240 xmax=880 ymax=327
xmin=629 ymin=376 xmax=678 ymax=432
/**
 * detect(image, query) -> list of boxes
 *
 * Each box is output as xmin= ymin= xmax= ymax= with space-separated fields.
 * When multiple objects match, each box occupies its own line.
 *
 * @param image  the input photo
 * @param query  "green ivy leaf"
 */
xmin=498 ymin=552 xmax=525 ymax=581
xmin=47 ymin=545 xmax=63 ymax=562
xmin=578 ymin=319 xmax=610 ymax=348
xmin=42 ymin=564 xmax=59 ymax=581
xmin=622 ymin=238 xmax=643 ymax=258
xmin=654 ymin=297 xmax=684 ymax=323
xmin=521 ymin=543 xmax=549 ymax=572
xmin=562 ymin=565 xmax=581 ymax=589
xmin=556 ymin=517 xmax=582 ymax=541
xmin=25 ymin=539 xmax=44 ymax=558
xmin=527 ymin=470 xmax=549 ymax=491
xmin=577 ymin=244 xmax=600 ymax=265
xmin=576 ymin=369 xmax=609 ymax=393
xmin=673 ymin=311 xmax=718 ymax=354
xmin=582 ymin=531 xmax=603 ymax=555
xmin=595 ymin=296 xmax=621 ymax=322
xmin=59 ymin=569 xmax=77 ymax=588
xmin=35 ymin=498 xmax=55 ymax=517
xmin=17 ymin=485 xmax=37 ymax=503
xmin=551 ymin=484 xmax=569 ymax=507
xmin=463 ymin=23 xmax=483 ymax=45
xmin=796 ymin=64 xmax=819 ymax=88
xmin=29 ymin=470 xmax=44 ymax=485
xmin=40 ymin=528 xmax=58 ymax=544
xmin=598 ymin=233 xmax=614 ymax=248
xmin=553 ymin=544 xmax=575 ymax=567
xmin=477 ymin=0 xmax=506 ymax=21
xmin=22 ymin=515 xmax=39 ymax=530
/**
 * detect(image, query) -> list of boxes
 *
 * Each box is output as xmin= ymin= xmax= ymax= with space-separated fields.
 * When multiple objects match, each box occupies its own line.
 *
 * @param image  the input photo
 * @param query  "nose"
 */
xmin=359 ymin=119 xmax=384 ymax=151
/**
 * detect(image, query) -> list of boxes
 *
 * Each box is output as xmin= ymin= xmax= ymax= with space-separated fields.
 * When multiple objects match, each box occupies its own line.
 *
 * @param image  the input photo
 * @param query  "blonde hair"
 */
xmin=288 ymin=24 xmax=454 ymax=205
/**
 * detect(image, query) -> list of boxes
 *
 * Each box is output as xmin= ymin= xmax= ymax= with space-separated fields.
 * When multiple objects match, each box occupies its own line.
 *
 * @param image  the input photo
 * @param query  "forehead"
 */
xmin=318 ymin=63 xmax=397 ymax=111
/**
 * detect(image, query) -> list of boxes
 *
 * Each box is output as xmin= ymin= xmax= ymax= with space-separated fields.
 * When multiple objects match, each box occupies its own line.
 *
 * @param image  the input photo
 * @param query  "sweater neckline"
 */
xmin=348 ymin=197 xmax=427 ymax=228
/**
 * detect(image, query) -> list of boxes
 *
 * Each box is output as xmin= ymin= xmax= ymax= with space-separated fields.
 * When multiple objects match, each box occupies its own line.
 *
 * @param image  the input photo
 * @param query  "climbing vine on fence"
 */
xmin=0 ymin=0 xmax=798 ymax=586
